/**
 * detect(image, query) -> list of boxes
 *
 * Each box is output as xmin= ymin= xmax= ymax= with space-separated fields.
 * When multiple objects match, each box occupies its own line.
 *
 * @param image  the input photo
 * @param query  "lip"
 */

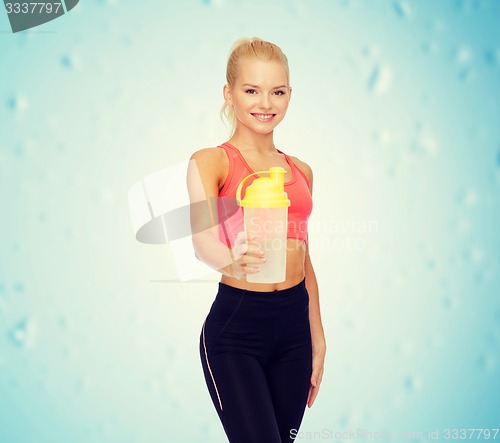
xmin=251 ymin=113 xmax=276 ymax=122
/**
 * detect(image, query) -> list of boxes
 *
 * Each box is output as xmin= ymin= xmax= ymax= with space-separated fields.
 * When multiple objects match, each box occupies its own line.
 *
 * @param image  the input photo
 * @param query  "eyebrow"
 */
xmin=242 ymin=83 xmax=287 ymax=89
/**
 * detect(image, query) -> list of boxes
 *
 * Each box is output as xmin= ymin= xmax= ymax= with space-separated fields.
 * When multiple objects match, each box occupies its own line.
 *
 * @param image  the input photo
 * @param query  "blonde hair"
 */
xmin=220 ymin=37 xmax=290 ymax=138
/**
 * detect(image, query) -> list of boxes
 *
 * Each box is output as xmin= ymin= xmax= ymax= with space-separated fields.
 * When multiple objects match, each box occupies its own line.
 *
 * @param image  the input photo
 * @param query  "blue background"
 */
xmin=0 ymin=0 xmax=499 ymax=442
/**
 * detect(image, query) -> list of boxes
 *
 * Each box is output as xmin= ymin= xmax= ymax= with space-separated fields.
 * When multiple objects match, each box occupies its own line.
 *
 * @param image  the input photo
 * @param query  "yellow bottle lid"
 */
xmin=236 ymin=167 xmax=291 ymax=208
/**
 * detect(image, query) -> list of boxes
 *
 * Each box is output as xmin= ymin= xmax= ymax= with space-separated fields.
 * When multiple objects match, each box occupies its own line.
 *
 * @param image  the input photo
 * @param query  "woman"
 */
xmin=187 ymin=37 xmax=326 ymax=443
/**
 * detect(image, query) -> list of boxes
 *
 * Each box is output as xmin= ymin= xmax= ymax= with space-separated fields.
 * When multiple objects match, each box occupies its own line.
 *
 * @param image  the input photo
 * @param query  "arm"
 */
xmin=292 ymin=156 xmax=326 ymax=407
xmin=305 ymin=243 xmax=326 ymax=408
xmin=305 ymin=244 xmax=326 ymax=354
xmin=186 ymin=148 xmax=264 ymax=278
xmin=187 ymin=148 xmax=234 ymax=275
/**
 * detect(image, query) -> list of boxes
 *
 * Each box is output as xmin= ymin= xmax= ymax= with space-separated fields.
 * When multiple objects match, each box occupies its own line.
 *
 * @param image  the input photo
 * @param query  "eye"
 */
xmin=245 ymin=89 xmax=256 ymax=94
xmin=274 ymin=90 xmax=286 ymax=96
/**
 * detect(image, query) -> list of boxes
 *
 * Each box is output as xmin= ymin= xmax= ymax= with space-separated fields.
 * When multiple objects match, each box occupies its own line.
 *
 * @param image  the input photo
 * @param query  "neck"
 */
xmin=228 ymin=128 xmax=277 ymax=154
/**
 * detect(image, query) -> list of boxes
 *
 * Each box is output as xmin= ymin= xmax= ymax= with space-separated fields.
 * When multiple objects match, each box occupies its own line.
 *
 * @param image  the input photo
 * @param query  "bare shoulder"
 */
xmin=189 ymin=147 xmax=228 ymax=187
xmin=288 ymin=154 xmax=313 ymax=188
xmin=190 ymin=146 xmax=226 ymax=164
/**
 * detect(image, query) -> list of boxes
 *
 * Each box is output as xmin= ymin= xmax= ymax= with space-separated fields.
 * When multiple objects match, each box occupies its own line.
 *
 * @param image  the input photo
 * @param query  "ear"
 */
xmin=223 ymin=84 xmax=232 ymax=104
xmin=289 ymin=86 xmax=292 ymax=100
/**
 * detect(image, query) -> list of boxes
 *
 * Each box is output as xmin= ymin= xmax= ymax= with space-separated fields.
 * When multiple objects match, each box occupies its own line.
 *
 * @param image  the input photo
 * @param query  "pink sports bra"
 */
xmin=217 ymin=142 xmax=313 ymax=247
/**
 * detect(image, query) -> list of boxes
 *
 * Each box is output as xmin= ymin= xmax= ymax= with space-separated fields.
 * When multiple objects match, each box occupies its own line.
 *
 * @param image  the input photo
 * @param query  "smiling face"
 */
xmin=224 ymin=58 xmax=292 ymax=136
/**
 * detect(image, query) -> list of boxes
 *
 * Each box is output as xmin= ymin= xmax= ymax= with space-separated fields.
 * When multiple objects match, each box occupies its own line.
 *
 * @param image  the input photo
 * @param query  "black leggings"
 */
xmin=199 ymin=278 xmax=312 ymax=443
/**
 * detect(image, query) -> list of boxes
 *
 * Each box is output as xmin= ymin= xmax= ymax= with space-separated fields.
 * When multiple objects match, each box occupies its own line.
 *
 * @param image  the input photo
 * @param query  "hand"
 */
xmin=230 ymin=231 xmax=266 ymax=280
xmin=307 ymin=342 xmax=326 ymax=408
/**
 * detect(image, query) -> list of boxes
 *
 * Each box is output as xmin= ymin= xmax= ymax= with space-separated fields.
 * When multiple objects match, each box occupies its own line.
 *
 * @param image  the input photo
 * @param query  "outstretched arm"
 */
xmin=187 ymin=148 xmax=265 ymax=279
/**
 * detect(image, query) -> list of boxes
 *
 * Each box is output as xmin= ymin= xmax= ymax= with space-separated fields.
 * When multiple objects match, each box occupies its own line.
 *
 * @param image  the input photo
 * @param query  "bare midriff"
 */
xmin=220 ymin=238 xmax=307 ymax=291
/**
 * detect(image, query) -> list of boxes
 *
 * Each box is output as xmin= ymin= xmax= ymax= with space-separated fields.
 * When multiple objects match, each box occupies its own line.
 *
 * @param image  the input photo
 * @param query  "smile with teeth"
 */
xmin=252 ymin=113 xmax=276 ymax=122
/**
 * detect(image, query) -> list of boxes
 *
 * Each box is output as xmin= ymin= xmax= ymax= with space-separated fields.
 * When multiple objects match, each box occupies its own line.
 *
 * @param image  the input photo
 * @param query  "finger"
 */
xmin=307 ymin=385 xmax=319 ymax=408
xmin=233 ymin=240 xmax=248 ymax=258
xmin=241 ymin=265 xmax=260 ymax=274
xmin=242 ymin=254 xmax=266 ymax=265
xmin=310 ymin=369 xmax=320 ymax=386
xmin=233 ymin=232 xmax=248 ymax=249
xmin=312 ymin=367 xmax=324 ymax=387
xmin=307 ymin=385 xmax=315 ymax=408
xmin=246 ymin=243 xmax=264 ymax=256
xmin=307 ymin=371 xmax=322 ymax=408
xmin=235 ymin=231 xmax=248 ymax=243
xmin=239 ymin=232 xmax=259 ymax=245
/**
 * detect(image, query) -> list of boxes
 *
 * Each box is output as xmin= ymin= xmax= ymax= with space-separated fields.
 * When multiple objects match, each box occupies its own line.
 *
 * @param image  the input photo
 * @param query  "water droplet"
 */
xmin=431 ymin=334 xmax=446 ymax=347
xmin=412 ymin=132 xmax=438 ymax=155
xmin=0 ymin=297 xmax=8 ymax=317
xmin=12 ymin=143 xmax=25 ymax=158
xmin=354 ymin=317 xmax=365 ymax=331
xmin=464 ymin=246 xmax=484 ymax=264
xmin=373 ymin=130 xmax=394 ymax=143
xmin=455 ymin=218 xmax=471 ymax=234
xmin=393 ymin=0 xmax=412 ymax=18
xmin=473 ymin=251 xmax=485 ymax=264
xmin=458 ymin=67 xmax=475 ymax=82
xmin=96 ymin=0 xmax=118 ymax=5
xmin=144 ymin=377 xmax=161 ymax=394
xmin=422 ymin=41 xmax=440 ymax=55
xmin=337 ymin=414 xmax=350 ymax=427
xmin=442 ymin=296 xmax=459 ymax=310
xmin=362 ymin=44 xmax=380 ymax=59
xmin=494 ymin=309 xmax=500 ymax=324
xmin=6 ymin=94 xmax=29 ymax=112
xmin=202 ymin=0 xmax=224 ymax=5
xmin=165 ymin=347 xmax=176 ymax=365
xmin=13 ymin=282 xmax=25 ymax=293
xmin=457 ymin=189 xmax=477 ymax=206
xmin=60 ymin=54 xmax=75 ymax=69
xmin=395 ymin=341 xmax=414 ymax=358
xmin=404 ymin=375 xmax=423 ymax=392
xmin=368 ymin=64 xmax=393 ymax=95
xmin=8 ymin=317 xmax=38 ymax=348
xmin=477 ymin=353 xmax=497 ymax=372
xmin=75 ymin=375 xmax=90 ymax=394
xmin=426 ymin=258 xmax=437 ymax=270
xmin=58 ymin=315 xmax=69 ymax=331
xmin=485 ymin=48 xmax=500 ymax=66
xmin=432 ymin=19 xmax=447 ymax=33
xmin=454 ymin=0 xmax=485 ymax=12
xmin=484 ymin=330 xmax=499 ymax=347
xmin=454 ymin=46 xmax=472 ymax=64
xmin=60 ymin=346 xmax=71 ymax=359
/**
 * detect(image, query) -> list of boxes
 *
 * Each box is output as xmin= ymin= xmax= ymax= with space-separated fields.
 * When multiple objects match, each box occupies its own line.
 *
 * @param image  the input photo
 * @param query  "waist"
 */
xmin=217 ymin=277 xmax=306 ymax=302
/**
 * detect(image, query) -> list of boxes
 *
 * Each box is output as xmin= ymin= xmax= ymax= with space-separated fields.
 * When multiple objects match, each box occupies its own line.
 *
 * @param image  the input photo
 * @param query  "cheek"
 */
xmin=280 ymin=98 xmax=290 ymax=108
xmin=235 ymin=98 xmax=253 ymax=110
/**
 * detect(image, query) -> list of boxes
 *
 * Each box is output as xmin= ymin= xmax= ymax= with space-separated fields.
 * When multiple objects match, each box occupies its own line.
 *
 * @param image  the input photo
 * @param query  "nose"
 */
xmin=258 ymin=94 xmax=272 ymax=110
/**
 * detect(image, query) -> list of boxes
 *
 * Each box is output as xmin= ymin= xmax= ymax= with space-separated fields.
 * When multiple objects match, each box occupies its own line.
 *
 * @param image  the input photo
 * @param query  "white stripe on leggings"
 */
xmin=202 ymin=318 xmax=223 ymax=411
